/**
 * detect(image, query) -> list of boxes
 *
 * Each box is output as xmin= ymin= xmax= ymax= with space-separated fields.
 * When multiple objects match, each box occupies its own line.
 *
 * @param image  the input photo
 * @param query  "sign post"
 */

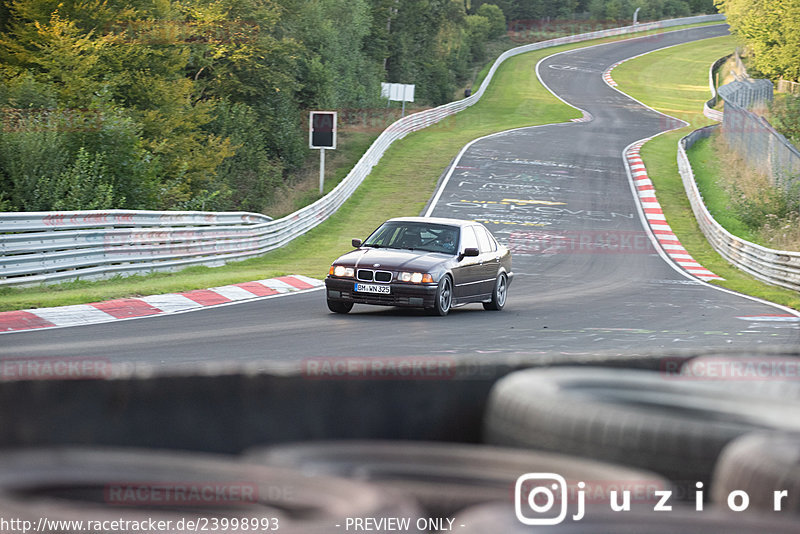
xmin=309 ymin=111 xmax=337 ymax=194
xmin=380 ymin=83 xmax=415 ymax=118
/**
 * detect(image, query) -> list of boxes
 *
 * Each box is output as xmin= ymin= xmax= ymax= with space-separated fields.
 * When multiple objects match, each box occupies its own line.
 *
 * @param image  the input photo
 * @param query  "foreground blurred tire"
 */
xmin=712 ymin=432 xmax=800 ymax=514
xmin=244 ymin=440 xmax=669 ymax=516
xmin=483 ymin=367 xmax=800 ymax=487
xmin=451 ymin=503 xmax=800 ymax=533
xmin=0 ymin=447 xmax=422 ymax=533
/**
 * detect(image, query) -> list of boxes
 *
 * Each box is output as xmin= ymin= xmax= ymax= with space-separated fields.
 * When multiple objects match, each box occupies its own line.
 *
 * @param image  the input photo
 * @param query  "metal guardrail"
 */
xmin=678 ymin=56 xmax=800 ymax=293
xmin=0 ymin=210 xmax=272 ymax=232
xmin=679 ymin=128 xmax=800 ymax=291
xmin=0 ymin=14 xmax=726 ymax=287
xmin=703 ymin=55 xmax=728 ymax=122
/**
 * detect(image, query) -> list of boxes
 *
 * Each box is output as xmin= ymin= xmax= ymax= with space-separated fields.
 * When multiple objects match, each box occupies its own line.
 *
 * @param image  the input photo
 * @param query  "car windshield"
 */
xmin=362 ymin=222 xmax=459 ymax=254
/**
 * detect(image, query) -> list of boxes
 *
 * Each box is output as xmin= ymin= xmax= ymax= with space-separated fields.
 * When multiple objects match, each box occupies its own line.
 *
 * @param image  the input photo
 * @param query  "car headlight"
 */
xmin=329 ymin=265 xmax=354 ymax=277
xmin=399 ymin=272 xmax=433 ymax=283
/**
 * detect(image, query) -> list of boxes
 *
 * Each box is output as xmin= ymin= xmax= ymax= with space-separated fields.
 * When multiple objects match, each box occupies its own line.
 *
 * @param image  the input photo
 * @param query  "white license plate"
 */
xmin=354 ymin=283 xmax=391 ymax=294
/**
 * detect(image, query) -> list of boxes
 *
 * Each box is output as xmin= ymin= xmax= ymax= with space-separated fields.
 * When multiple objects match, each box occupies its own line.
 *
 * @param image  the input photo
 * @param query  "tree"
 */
xmin=716 ymin=0 xmax=800 ymax=81
xmin=0 ymin=9 xmax=109 ymax=107
xmin=466 ymin=14 xmax=490 ymax=61
xmin=477 ymin=3 xmax=506 ymax=38
xmin=278 ymin=0 xmax=382 ymax=109
xmin=0 ymin=0 xmax=528 ymax=212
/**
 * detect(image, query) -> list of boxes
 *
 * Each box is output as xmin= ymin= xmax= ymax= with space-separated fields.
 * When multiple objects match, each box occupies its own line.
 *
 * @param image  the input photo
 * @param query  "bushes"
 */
xmin=716 ymin=0 xmax=800 ymax=82
xmin=1 ymin=0 xmax=509 ymax=212
xmin=588 ymin=0 xmax=706 ymax=21
xmin=477 ymin=4 xmax=506 ymax=39
xmin=768 ymin=93 xmax=800 ymax=148
xmin=204 ymin=100 xmax=285 ymax=213
xmin=713 ymin=134 xmax=800 ymax=251
xmin=33 ymin=148 xmax=115 ymax=210
xmin=0 ymin=105 xmax=161 ymax=211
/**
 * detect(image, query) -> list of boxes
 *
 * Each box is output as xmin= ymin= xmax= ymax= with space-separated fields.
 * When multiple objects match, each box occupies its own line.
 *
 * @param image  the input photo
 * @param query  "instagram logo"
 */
xmin=515 ymin=473 xmax=569 ymax=525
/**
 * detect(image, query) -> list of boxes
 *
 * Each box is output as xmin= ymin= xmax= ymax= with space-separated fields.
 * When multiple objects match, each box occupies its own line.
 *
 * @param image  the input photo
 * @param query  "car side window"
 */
xmin=461 ymin=226 xmax=478 ymax=252
xmin=474 ymin=226 xmax=495 ymax=253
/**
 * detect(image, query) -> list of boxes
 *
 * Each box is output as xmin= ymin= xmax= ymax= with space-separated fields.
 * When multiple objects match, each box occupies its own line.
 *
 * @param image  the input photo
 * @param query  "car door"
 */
xmin=473 ymin=225 xmax=501 ymax=296
xmin=452 ymin=226 xmax=482 ymax=301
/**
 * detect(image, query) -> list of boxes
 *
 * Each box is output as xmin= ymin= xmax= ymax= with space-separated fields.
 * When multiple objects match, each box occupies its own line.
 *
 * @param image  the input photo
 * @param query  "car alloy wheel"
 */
xmin=484 ymin=273 xmax=507 ymax=311
xmin=432 ymin=276 xmax=452 ymax=316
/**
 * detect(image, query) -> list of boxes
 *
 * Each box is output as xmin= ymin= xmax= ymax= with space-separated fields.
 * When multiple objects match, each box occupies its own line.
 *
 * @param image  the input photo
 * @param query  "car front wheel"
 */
xmin=483 ymin=273 xmax=507 ymax=311
xmin=327 ymin=300 xmax=354 ymax=314
xmin=430 ymin=276 xmax=453 ymax=316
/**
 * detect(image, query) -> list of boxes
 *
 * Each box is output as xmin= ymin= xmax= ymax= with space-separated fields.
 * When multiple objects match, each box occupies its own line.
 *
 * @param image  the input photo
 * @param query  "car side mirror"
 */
xmin=352 ymin=238 xmax=363 ymax=248
xmin=459 ymin=247 xmax=480 ymax=260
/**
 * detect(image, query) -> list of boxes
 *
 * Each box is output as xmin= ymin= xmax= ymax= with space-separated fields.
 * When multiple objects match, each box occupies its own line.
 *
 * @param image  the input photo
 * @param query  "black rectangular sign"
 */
xmin=309 ymin=111 xmax=337 ymax=149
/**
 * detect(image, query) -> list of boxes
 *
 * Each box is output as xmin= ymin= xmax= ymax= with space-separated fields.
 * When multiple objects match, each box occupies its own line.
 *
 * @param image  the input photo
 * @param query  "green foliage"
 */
xmin=474 ymin=0 xmax=711 ymax=21
xmin=0 ymin=100 xmax=160 ymax=210
xmin=688 ymin=0 xmax=717 ymax=14
xmin=466 ymin=14 xmax=491 ymax=61
xmin=382 ymin=0 xmax=477 ymax=105
xmin=0 ymin=114 xmax=69 ymax=211
xmin=0 ymin=0 xmax=520 ymax=212
xmin=280 ymin=0 xmax=382 ymax=109
xmin=728 ymin=180 xmax=799 ymax=232
xmin=204 ymin=99 xmax=284 ymax=212
xmin=716 ymin=0 xmax=800 ymax=81
xmin=0 ymin=70 xmax=56 ymax=108
xmin=589 ymin=0 xmax=695 ymax=21
xmin=34 ymin=147 xmax=115 ymax=210
xmin=477 ymin=4 xmax=506 ymax=38
xmin=769 ymin=94 xmax=800 ymax=146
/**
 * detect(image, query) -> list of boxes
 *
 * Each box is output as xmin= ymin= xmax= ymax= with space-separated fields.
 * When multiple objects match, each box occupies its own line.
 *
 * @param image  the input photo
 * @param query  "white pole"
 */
xmin=633 ymin=7 xmax=641 ymax=25
xmin=319 ymin=148 xmax=325 ymax=194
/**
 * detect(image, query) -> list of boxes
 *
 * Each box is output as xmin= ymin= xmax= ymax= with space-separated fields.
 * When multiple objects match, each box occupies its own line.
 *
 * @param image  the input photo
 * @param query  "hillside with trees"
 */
xmin=0 ymin=0 xmax=716 ymax=214
xmin=714 ymin=0 xmax=799 ymax=81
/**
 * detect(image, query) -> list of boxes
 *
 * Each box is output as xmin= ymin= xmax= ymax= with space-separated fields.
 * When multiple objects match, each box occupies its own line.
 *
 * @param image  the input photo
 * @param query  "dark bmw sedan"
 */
xmin=325 ymin=217 xmax=512 ymax=315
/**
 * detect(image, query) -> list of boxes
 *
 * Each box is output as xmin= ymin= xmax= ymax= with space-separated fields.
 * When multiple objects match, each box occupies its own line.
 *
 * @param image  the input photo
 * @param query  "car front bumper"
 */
xmin=325 ymin=277 xmax=439 ymax=309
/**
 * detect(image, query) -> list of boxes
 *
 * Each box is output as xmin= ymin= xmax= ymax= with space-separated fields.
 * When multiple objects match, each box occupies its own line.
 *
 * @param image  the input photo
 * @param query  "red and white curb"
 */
xmin=0 ymin=275 xmax=323 ymax=333
xmin=570 ymin=111 xmax=593 ymax=123
xmin=626 ymin=142 xmax=723 ymax=282
xmin=602 ymin=60 xmax=622 ymax=86
xmin=605 ymin=55 xmax=723 ymax=282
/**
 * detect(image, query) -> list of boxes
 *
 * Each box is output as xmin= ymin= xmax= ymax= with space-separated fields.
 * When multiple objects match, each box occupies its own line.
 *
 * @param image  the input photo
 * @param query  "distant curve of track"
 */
xmin=2 ymin=24 xmax=798 ymax=365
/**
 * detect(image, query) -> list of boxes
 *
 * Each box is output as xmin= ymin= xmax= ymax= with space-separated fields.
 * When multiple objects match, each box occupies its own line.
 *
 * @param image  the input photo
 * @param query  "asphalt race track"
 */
xmin=2 ymin=24 xmax=798 ymax=364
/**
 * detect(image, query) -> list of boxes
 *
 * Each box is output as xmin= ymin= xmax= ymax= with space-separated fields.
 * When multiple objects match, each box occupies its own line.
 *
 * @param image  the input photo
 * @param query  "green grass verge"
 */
xmin=0 ymin=21 xmax=725 ymax=312
xmin=612 ymin=35 xmax=800 ymax=310
xmin=266 ymin=131 xmax=379 ymax=220
xmin=685 ymin=135 xmax=759 ymax=242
